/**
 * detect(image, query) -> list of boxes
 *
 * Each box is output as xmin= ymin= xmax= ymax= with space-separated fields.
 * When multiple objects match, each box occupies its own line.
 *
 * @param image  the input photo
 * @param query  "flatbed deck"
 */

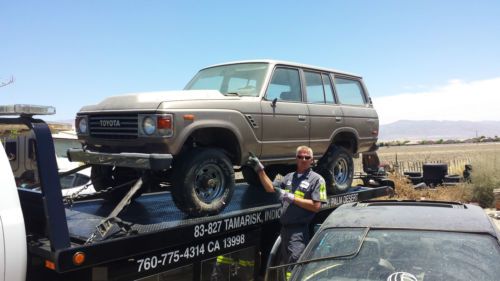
xmin=66 ymin=184 xmax=389 ymax=243
xmin=66 ymin=184 xmax=279 ymax=241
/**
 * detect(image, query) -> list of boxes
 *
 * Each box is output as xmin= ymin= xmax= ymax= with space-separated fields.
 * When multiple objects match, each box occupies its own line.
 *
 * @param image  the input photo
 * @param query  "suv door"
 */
xmin=303 ymin=71 xmax=344 ymax=157
xmin=260 ymin=67 xmax=309 ymax=159
xmin=333 ymin=76 xmax=378 ymax=152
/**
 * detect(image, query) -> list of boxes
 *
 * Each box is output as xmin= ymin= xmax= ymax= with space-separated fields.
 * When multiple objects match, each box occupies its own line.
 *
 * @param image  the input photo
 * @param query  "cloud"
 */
xmin=373 ymin=77 xmax=500 ymax=125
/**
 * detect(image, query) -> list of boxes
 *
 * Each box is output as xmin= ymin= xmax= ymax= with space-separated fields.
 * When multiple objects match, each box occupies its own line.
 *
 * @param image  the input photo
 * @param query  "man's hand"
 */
xmin=247 ymin=152 xmax=264 ymax=172
xmin=275 ymin=187 xmax=295 ymax=204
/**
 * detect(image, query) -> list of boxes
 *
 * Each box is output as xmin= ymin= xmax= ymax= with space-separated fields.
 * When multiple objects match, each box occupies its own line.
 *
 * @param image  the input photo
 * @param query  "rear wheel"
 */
xmin=315 ymin=146 xmax=354 ymax=194
xmin=90 ymin=165 xmax=144 ymax=201
xmin=172 ymin=148 xmax=234 ymax=216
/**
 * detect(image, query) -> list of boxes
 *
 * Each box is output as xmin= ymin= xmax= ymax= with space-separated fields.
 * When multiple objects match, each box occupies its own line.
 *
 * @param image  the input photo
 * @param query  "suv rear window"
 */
xmin=335 ymin=77 xmax=366 ymax=105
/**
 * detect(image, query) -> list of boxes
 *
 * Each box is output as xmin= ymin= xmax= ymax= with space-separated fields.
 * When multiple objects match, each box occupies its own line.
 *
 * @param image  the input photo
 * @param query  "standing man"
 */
xmin=247 ymin=146 xmax=327 ymax=275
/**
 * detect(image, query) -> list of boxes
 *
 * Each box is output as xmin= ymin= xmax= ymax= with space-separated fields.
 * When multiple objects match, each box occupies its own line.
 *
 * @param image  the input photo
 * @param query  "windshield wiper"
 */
xmin=225 ymin=92 xmax=241 ymax=97
xmin=267 ymin=227 xmax=370 ymax=272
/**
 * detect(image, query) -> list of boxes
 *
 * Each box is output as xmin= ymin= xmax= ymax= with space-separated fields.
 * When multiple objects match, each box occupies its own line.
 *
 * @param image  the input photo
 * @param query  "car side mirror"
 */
xmin=271 ymin=97 xmax=278 ymax=108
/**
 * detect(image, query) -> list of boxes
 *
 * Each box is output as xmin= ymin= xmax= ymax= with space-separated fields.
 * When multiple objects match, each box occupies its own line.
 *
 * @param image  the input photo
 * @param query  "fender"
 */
xmin=172 ymin=110 xmax=259 ymax=164
xmin=327 ymin=127 xmax=360 ymax=153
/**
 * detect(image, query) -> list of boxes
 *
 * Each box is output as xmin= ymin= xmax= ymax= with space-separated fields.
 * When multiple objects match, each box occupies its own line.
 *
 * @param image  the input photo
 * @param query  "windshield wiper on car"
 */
xmin=267 ymin=228 xmax=369 ymax=274
xmin=225 ymin=92 xmax=241 ymax=97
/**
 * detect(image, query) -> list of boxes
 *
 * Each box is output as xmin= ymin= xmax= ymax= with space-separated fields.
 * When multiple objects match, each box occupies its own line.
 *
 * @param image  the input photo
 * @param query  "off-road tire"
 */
xmin=315 ymin=146 xmax=354 ymax=194
xmin=171 ymin=148 xmax=234 ymax=217
xmin=90 ymin=165 xmax=144 ymax=201
xmin=444 ymin=174 xmax=461 ymax=183
xmin=404 ymin=171 xmax=422 ymax=177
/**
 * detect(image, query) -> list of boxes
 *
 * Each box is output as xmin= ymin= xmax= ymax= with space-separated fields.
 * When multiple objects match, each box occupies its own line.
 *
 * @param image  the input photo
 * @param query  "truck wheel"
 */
xmin=316 ymin=146 xmax=354 ymax=194
xmin=90 ymin=165 xmax=143 ymax=201
xmin=172 ymin=148 xmax=234 ymax=216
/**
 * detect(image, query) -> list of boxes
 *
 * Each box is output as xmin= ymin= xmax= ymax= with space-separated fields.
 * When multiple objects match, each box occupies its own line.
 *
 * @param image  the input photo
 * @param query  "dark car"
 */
xmin=267 ymin=200 xmax=500 ymax=281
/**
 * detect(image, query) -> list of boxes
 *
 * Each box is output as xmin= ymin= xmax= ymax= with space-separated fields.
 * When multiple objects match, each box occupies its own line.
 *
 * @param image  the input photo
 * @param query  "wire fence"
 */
xmin=354 ymin=157 xmax=472 ymax=176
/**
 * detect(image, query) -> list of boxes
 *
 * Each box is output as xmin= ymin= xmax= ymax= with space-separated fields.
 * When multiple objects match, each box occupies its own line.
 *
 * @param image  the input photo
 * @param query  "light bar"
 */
xmin=0 ymin=104 xmax=56 ymax=116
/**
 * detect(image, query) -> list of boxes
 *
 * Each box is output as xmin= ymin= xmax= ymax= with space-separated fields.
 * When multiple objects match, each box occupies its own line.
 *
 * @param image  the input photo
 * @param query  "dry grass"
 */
xmin=387 ymin=173 xmax=472 ymax=202
xmin=354 ymin=143 xmax=500 ymax=204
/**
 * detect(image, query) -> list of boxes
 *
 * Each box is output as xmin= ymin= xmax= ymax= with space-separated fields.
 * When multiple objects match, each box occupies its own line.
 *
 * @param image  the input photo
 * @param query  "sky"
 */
xmin=1 ymin=0 xmax=499 ymax=124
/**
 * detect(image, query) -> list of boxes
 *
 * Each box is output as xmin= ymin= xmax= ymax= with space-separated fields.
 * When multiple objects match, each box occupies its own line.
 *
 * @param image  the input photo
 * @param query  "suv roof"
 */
xmin=204 ymin=59 xmax=362 ymax=78
xmin=323 ymin=200 xmax=499 ymax=236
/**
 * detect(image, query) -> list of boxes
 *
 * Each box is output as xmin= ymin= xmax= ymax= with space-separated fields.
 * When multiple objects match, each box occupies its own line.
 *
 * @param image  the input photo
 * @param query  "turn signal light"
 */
xmin=73 ymin=252 xmax=86 ymax=266
xmin=157 ymin=116 xmax=172 ymax=129
xmin=45 ymin=260 xmax=56 ymax=270
xmin=157 ymin=114 xmax=174 ymax=137
xmin=183 ymin=114 xmax=195 ymax=121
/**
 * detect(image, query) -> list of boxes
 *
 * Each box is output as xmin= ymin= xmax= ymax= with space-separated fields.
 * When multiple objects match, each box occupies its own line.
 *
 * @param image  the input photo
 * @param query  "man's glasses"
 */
xmin=296 ymin=155 xmax=312 ymax=160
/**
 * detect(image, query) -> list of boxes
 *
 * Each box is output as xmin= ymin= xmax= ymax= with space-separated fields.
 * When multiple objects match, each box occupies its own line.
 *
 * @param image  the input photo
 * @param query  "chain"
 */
xmin=85 ymin=232 xmax=98 ymax=245
xmin=63 ymin=179 xmax=136 ymax=207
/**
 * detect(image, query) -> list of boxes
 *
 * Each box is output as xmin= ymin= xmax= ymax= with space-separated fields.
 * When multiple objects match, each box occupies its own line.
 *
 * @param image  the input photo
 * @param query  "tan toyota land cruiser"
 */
xmin=75 ymin=60 xmax=379 ymax=216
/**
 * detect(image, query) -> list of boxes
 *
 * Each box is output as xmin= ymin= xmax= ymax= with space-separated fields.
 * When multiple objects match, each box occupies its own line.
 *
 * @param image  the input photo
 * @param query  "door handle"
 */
xmin=335 ymin=116 xmax=343 ymax=122
xmin=298 ymin=115 xmax=307 ymax=121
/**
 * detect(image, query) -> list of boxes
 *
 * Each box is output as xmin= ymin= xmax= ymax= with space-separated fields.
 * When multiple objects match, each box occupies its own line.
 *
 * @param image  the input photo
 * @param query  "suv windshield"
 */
xmin=292 ymin=228 xmax=500 ymax=281
xmin=184 ymin=62 xmax=269 ymax=97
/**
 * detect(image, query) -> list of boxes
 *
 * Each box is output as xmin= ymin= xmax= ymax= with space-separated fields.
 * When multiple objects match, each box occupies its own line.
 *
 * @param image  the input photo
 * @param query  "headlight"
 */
xmin=142 ymin=116 xmax=156 ymax=135
xmin=76 ymin=117 xmax=88 ymax=134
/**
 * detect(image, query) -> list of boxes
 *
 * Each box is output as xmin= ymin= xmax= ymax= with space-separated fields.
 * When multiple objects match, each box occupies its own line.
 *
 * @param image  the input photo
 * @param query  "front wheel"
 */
xmin=90 ymin=165 xmax=144 ymax=201
xmin=315 ymin=146 xmax=354 ymax=194
xmin=172 ymin=148 xmax=235 ymax=216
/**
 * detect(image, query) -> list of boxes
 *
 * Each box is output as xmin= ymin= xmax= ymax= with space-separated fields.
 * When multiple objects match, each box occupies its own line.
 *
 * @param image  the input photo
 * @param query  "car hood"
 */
xmin=79 ymin=90 xmax=236 ymax=112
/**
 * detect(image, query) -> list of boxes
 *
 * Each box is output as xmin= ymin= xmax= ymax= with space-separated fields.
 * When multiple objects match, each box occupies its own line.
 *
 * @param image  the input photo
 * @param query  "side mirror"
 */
xmin=271 ymin=98 xmax=278 ymax=108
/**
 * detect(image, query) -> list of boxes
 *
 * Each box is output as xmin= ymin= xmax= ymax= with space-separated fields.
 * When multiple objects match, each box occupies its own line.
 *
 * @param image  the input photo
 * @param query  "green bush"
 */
xmin=468 ymin=156 xmax=500 ymax=208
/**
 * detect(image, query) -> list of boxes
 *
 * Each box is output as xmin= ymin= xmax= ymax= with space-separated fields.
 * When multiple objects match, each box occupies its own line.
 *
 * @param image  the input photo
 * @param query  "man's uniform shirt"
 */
xmin=273 ymin=168 xmax=327 ymax=225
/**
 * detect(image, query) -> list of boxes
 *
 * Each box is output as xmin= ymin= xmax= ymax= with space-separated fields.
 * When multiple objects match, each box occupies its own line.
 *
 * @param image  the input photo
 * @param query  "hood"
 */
xmin=79 ymin=90 xmax=234 ymax=112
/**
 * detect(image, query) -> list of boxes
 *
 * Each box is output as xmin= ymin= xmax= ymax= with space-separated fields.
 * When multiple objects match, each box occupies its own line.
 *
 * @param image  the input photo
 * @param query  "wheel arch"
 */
xmin=182 ymin=126 xmax=243 ymax=165
xmin=329 ymin=128 xmax=359 ymax=155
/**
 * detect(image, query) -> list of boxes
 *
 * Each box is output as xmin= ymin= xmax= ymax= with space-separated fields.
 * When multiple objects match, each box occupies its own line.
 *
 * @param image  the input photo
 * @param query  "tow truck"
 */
xmin=0 ymin=104 xmax=391 ymax=281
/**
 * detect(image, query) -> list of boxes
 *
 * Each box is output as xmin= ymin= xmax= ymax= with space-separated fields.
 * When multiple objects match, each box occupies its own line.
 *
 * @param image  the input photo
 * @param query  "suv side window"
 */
xmin=265 ymin=68 xmax=302 ymax=102
xmin=334 ymin=77 xmax=366 ymax=105
xmin=304 ymin=71 xmax=325 ymax=103
xmin=322 ymin=74 xmax=335 ymax=103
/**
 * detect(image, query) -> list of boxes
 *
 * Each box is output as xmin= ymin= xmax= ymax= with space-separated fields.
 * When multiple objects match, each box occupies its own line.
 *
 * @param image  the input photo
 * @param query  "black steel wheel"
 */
xmin=316 ymin=146 xmax=354 ymax=194
xmin=172 ymin=148 xmax=235 ymax=217
xmin=90 ymin=165 xmax=143 ymax=201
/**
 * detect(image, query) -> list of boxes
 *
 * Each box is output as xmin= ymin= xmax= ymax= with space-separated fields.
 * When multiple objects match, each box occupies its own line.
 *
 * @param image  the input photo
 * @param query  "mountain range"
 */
xmin=54 ymin=119 xmax=500 ymax=142
xmin=379 ymin=120 xmax=500 ymax=141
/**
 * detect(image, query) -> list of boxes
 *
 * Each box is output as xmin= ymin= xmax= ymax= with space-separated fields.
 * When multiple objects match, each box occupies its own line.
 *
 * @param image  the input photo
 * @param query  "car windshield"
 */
xmin=291 ymin=228 xmax=500 ymax=281
xmin=184 ymin=62 xmax=269 ymax=97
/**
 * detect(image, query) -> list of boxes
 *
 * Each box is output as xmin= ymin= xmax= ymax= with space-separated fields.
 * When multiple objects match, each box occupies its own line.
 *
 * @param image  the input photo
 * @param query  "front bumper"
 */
xmin=67 ymin=148 xmax=173 ymax=171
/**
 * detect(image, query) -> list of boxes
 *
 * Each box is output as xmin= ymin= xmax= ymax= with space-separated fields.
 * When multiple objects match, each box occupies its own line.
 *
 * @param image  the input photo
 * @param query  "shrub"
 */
xmin=468 ymin=156 xmax=500 ymax=208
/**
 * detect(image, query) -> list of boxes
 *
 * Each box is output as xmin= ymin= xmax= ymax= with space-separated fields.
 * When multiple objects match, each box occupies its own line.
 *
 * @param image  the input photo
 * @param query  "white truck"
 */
xmin=0 ymin=104 xmax=390 ymax=281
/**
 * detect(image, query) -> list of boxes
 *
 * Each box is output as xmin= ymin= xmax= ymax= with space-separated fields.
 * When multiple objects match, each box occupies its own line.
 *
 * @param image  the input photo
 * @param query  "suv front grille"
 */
xmin=89 ymin=114 xmax=138 ymax=139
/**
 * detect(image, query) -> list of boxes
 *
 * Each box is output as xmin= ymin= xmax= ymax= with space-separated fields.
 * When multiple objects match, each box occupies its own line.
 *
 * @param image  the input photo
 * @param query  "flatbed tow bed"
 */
xmin=28 ymin=184 xmax=389 ymax=281
xmin=2 ymin=106 xmax=391 ymax=281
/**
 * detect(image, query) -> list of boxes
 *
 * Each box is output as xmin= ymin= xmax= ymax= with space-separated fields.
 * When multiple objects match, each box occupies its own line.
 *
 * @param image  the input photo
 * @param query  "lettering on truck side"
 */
xmin=136 ymin=234 xmax=246 ymax=273
xmin=192 ymin=209 xmax=281 ymax=239
xmin=322 ymin=193 xmax=359 ymax=209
